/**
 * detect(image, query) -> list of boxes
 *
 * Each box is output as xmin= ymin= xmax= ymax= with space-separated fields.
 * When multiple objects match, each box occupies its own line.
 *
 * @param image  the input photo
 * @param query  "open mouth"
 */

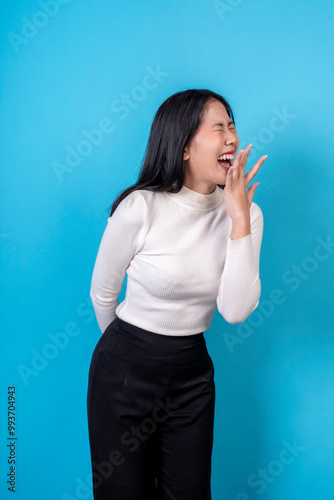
xmin=218 ymin=159 xmax=231 ymax=168
xmin=218 ymin=154 xmax=234 ymax=169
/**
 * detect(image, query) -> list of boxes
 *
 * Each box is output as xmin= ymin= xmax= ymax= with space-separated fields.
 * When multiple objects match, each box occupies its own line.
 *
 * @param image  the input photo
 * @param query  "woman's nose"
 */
xmin=225 ymin=131 xmax=238 ymax=145
xmin=225 ymin=133 xmax=239 ymax=144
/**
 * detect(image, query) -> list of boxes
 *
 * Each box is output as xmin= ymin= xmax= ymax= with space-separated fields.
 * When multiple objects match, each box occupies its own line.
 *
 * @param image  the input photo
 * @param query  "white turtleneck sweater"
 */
xmin=90 ymin=184 xmax=263 ymax=336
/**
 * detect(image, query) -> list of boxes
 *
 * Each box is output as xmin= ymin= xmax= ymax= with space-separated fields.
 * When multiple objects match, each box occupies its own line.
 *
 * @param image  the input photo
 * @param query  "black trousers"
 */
xmin=87 ymin=315 xmax=215 ymax=500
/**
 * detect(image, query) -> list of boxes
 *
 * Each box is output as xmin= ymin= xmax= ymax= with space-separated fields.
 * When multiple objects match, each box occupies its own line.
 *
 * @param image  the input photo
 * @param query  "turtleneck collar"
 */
xmin=164 ymin=183 xmax=224 ymax=210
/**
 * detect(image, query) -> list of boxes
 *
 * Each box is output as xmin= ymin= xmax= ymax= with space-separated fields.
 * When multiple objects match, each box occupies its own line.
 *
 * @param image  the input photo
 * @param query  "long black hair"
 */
xmin=107 ymin=89 xmax=235 ymax=218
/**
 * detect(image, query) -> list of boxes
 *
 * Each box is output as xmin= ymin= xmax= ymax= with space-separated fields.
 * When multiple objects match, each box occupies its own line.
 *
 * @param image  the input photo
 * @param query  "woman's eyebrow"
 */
xmin=212 ymin=121 xmax=235 ymax=127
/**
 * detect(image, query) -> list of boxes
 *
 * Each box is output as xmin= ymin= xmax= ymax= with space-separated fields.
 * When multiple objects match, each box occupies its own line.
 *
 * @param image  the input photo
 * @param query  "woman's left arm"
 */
xmin=217 ymin=202 xmax=263 ymax=323
xmin=216 ymin=144 xmax=267 ymax=324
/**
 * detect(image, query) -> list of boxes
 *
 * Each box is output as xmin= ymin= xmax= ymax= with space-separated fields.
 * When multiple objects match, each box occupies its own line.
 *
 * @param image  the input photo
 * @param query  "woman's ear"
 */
xmin=183 ymin=149 xmax=190 ymax=161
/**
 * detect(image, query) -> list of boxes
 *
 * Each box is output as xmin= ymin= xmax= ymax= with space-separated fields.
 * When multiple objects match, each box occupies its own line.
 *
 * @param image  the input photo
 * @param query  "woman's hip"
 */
xmin=88 ymin=316 xmax=213 ymax=392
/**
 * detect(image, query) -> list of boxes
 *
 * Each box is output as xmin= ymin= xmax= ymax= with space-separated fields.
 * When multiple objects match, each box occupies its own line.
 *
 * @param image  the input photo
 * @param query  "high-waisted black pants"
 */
xmin=86 ymin=315 xmax=215 ymax=500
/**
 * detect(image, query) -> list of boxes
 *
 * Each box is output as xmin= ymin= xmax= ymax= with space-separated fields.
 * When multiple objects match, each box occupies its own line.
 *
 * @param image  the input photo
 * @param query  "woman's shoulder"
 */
xmin=123 ymin=188 xmax=165 ymax=206
xmin=111 ymin=188 xmax=158 ymax=220
xmin=250 ymin=201 xmax=263 ymax=219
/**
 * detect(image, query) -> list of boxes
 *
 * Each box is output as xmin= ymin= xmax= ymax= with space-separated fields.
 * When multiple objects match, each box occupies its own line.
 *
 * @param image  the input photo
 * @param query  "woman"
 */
xmin=87 ymin=89 xmax=266 ymax=499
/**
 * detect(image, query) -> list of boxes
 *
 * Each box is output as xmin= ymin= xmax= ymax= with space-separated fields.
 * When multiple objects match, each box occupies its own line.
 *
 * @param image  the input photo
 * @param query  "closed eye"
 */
xmin=216 ymin=127 xmax=236 ymax=131
xmin=213 ymin=121 xmax=236 ymax=128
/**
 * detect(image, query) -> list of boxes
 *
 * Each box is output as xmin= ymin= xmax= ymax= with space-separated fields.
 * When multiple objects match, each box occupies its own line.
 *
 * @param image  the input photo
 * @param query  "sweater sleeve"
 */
xmin=90 ymin=192 xmax=148 ymax=333
xmin=216 ymin=202 xmax=264 ymax=324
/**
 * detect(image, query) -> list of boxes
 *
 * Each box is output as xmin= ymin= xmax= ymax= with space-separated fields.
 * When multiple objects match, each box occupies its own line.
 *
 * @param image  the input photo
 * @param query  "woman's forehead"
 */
xmin=203 ymin=99 xmax=229 ymax=122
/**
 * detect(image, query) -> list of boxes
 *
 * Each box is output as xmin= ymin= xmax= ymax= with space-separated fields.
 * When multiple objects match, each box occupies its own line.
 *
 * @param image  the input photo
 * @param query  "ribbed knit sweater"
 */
xmin=90 ymin=184 xmax=263 ymax=336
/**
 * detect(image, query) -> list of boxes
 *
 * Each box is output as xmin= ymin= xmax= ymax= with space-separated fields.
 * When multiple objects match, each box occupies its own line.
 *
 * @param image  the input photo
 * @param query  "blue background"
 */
xmin=1 ymin=0 xmax=334 ymax=498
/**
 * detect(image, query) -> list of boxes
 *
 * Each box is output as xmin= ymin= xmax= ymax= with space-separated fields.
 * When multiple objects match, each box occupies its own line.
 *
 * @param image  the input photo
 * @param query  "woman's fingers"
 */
xmin=244 ymin=155 xmax=268 ymax=185
xmin=247 ymin=182 xmax=260 ymax=206
xmin=225 ymin=145 xmax=266 ymax=216
xmin=227 ymin=146 xmax=249 ymax=185
xmin=233 ymin=144 xmax=252 ymax=176
xmin=233 ymin=144 xmax=268 ymax=185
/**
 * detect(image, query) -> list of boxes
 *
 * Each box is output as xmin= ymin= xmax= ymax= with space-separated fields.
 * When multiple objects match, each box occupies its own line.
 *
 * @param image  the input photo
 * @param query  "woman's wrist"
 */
xmin=230 ymin=214 xmax=251 ymax=240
